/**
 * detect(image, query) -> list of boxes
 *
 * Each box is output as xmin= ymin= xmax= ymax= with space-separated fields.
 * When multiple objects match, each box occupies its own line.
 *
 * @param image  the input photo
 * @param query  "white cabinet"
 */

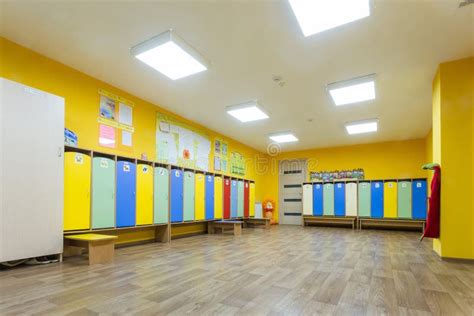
xmin=302 ymin=183 xmax=313 ymax=215
xmin=0 ymin=78 xmax=64 ymax=262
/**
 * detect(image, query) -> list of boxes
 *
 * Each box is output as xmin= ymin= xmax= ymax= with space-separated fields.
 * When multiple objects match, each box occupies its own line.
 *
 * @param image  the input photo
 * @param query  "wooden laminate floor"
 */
xmin=1 ymin=226 xmax=473 ymax=315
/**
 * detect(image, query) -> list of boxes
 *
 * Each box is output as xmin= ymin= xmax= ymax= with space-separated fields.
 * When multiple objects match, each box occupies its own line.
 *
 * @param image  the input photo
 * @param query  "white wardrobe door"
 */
xmin=302 ymin=184 xmax=313 ymax=215
xmin=345 ymin=183 xmax=358 ymax=216
xmin=1 ymin=78 xmax=64 ymax=262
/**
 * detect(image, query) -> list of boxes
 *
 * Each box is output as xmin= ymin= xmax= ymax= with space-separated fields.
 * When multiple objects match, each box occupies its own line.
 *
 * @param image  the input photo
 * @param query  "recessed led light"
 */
xmin=288 ymin=0 xmax=371 ymax=37
xmin=345 ymin=119 xmax=378 ymax=135
xmin=226 ymin=101 xmax=269 ymax=123
xmin=327 ymin=74 xmax=376 ymax=106
xmin=131 ymin=30 xmax=209 ymax=80
xmin=269 ymin=132 xmax=299 ymax=143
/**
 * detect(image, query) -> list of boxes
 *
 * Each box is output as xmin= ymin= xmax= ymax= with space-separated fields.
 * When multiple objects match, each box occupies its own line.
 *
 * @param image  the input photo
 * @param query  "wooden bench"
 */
xmin=208 ymin=220 xmax=243 ymax=236
xmin=243 ymin=217 xmax=271 ymax=229
xmin=64 ymin=233 xmax=118 ymax=265
xmin=303 ymin=216 xmax=357 ymax=229
xmin=359 ymin=218 xmax=426 ymax=232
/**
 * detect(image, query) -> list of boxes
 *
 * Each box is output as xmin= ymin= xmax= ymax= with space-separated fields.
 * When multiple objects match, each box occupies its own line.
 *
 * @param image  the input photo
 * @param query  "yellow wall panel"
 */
xmin=136 ymin=164 xmax=153 ymax=225
xmin=195 ymin=173 xmax=205 ymax=220
xmin=383 ymin=181 xmax=397 ymax=218
xmin=64 ymin=152 xmax=91 ymax=231
xmin=214 ymin=176 xmax=223 ymax=219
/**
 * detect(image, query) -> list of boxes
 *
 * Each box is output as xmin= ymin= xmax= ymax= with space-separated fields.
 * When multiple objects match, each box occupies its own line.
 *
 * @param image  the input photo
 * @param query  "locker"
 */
xmin=358 ymin=181 xmax=371 ymax=217
xmin=334 ymin=182 xmax=345 ymax=216
xmin=345 ymin=182 xmax=358 ymax=217
xmin=92 ymin=157 xmax=115 ymax=229
xmin=170 ymin=168 xmax=184 ymax=223
xmin=237 ymin=180 xmax=244 ymax=217
xmin=323 ymin=183 xmax=334 ymax=216
xmin=64 ymin=152 xmax=91 ymax=231
xmin=214 ymin=176 xmax=223 ymax=219
xmin=412 ymin=179 xmax=427 ymax=219
xmin=371 ymin=181 xmax=384 ymax=218
xmin=231 ymin=180 xmax=238 ymax=218
xmin=154 ymin=166 xmax=169 ymax=224
xmin=183 ymin=171 xmax=195 ymax=221
xmin=223 ymin=178 xmax=231 ymax=219
xmin=249 ymin=182 xmax=256 ymax=217
xmin=312 ymin=183 xmax=324 ymax=216
xmin=205 ymin=174 xmax=215 ymax=220
xmin=397 ymin=180 xmax=412 ymax=218
xmin=244 ymin=181 xmax=250 ymax=217
xmin=302 ymin=183 xmax=313 ymax=215
xmin=136 ymin=164 xmax=153 ymax=225
xmin=116 ymin=161 xmax=136 ymax=227
xmin=195 ymin=173 xmax=205 ymax=220
xmin=383 ymin=181 xmax=397 ymax=218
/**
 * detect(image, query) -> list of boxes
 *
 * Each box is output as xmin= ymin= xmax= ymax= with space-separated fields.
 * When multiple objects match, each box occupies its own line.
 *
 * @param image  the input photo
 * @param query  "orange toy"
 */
xmin=263 ymin=199 xmax=276 ymax=224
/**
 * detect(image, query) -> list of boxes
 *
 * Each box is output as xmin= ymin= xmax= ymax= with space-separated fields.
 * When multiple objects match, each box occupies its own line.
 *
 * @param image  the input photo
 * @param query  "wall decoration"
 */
xmin=99 ymin=124 xmax=116 ymax=148
xmin=309 ymin=168 xmax=365 ymax=182
xmin=230 ymin=151 xmax=245 ymax=176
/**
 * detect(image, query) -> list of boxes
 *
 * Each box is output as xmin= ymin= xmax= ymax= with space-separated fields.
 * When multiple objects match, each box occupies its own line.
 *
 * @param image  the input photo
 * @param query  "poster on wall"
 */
xmin=156 ymin=112 xmax=210 ymax=170
xmin=98 ymin=89 xmax=134 ymax=149
xmin=230 ymin=151 xmax=245 ymax=176
xmin=213 ymin=138 xmax=229 ymax=173
xmin=309 ymin=168 xmax=365 ymax=181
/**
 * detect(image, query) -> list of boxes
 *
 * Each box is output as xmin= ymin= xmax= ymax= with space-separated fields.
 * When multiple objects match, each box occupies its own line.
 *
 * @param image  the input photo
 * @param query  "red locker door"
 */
xmin=223 ymin=177 xmax=231 ymax=219
xmin=244 ymin=180 xmax=250 ymax=217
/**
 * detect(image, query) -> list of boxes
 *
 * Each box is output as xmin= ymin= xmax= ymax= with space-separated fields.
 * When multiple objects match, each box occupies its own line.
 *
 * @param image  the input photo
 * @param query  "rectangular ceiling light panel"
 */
xmin=288 ymin=0 xmax=371 ymax=37
xmin=131 ymin=30 xmax=209 ymax=80
xmin=226 ymin=101 xmax=269 ymax=123
xmin=345 ymin=119 xmax=378 ymax=135
xmin=269 ymin=132 xmax=299 ymax=143
xmin=328 ymin=74 xmax=376 ymax=106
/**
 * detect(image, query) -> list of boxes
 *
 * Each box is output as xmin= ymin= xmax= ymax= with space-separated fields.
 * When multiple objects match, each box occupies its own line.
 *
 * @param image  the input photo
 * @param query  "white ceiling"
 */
xmin=1 ymin=0 xmax=473 ymax=153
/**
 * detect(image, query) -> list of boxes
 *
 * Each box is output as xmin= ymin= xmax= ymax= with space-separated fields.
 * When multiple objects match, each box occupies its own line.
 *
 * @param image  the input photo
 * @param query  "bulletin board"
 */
xmin=156 ymin=112 xmax=211 ymax=171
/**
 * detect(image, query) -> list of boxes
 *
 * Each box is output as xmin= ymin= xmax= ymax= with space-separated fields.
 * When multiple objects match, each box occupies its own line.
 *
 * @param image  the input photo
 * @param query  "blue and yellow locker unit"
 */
xmin=334 ymin=181 xmax=345 ymax=216
xmin=205 ymin=174 xmax=215 ymax=220
xmin=323 ymin=182 xmax=334 ymax=216
xmin=136 ymin=162 xmax=154 ymax=225
xmin=312 ymin=182 xmax=324 ymax=216
xmin=370 ymin=180 xmax=384 ymax=218
xmin=383 ymin=180 xmax=397 ymax=218
xmin=230 ymin=179 xmax=238 ymax=218
xmin=194 ymin=172 xmax=205 ymax=220
xmin=358 ymin=181 xmax=371 ymax=217
xmin=302 ymin=183 xmax=313 ymax=216
xmin=91 ymin=154 xmax=115 ymax=229
xmin=214 ymin=175 xmax=223 ymax=219
xmin=412 ymin=179 xmax=427 ymax=219
xmin=183 ymin=169 xmax=195 ymax=221
xmin=249 ymin=181 xmax=255 ymax=217
xmin=237 ymin=180 xmax=244 ymax=217
xmin=154 ymin=164 xmax=169 ymax=224
xmin=345 ymin=181 xmax=358 ymax=217
xmin=170 ymin=168 xmax=184 ymax=223
xmin=116 ymin=159 xmax=137 ymax=227
xmin=64 ymin=150 xmax=91 ymax=231
xmin=397 ymin=179 xmax=412 ymax=218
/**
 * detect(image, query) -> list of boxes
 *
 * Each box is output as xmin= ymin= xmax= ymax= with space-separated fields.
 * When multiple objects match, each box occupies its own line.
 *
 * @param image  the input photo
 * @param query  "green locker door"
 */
xmin=183 ymin=171 xmax=195 ymax=221
xmin=237 ymin=180 xmax=244 ymax=217
xmin=398 ymin=180 xmax=412 ymax=218
xmin=323 ymin=183 xmax=334 ymax=216
xmin=358 ymin=181 xmax=371 ymax=217
xmin=92 ymin=157 xmax=115 ymax=229
xmin=154 ymin=167 xmax=169 ymax=224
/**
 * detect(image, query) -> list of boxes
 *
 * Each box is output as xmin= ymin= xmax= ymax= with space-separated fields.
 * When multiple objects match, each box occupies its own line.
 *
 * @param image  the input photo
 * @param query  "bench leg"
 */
xmin=88 ymin=240 xmax=115 ymax=265
xmin=234 ymin=224 xmax=242 ymax=236
xmin=265 ymin=221 xmax=270 ymax=229
xmin=208 ymin=222 xmax=215 ymax=234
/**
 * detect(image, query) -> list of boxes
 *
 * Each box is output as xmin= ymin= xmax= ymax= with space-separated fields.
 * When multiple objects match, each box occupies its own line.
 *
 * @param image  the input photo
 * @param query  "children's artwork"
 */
xmin=214 ymin=156 xmax=221 ymax=171
xmin=100 ymin=95 xmax=116 ymax=120
xmin=118 ymin=102 xmax=133 ymax=126
xmin=222 ymin=159 xmax=228 ymax=173
xmin=310 ymin=168 xmax=365 ymax=181
xmin=64 ymin=128 xmax=78 ymax=147
xmin=99 ymin=124 xmax=116 ymax=148
xmin=230 ymin=151 xmax=245 ymax=176
xmin=214 ymin=139 xmax=221 ymax=154
xmin=222 ymin=143 xmax=228 ymax=156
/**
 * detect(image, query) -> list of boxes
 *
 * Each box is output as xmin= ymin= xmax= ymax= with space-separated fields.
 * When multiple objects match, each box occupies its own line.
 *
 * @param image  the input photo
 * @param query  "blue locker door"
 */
xmin=371 ymin=181 xmax=384 ymax=218
xmin=116 ymin=161 xmax=136 ymax=227
xmin=412 ymin=179 xmax=427 ymax=219
xmin=334 ymin=182 xmax=345 ymax=216
xmin=170 ymin=169 xmax=184 ymax=222
xmin=313 ymin=183 xmax=324 ymax=216
xmin=205 ymin=175 xmax=215 ymax=220
xmin=231 ymin=180 xmax=238 ymax=218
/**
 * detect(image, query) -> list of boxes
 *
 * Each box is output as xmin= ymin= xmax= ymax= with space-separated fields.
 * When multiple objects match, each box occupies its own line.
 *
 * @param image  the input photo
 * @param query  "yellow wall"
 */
xmin=0 ymin=37 xmax=268 ymax=241
xmin=431 ymin=57 xmax=473 ymax=259
xmin=265 ymin=139 xmax=428 ymax=222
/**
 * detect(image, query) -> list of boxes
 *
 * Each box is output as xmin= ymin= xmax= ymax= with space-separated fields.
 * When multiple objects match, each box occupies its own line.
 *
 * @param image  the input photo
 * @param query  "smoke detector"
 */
xmin=272 ymin=75 xmax=286 ymax=87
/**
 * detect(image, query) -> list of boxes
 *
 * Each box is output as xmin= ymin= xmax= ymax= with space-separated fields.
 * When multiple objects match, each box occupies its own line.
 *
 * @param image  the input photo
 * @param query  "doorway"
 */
xmin=278 ymin=159 xmax=307 ymax=225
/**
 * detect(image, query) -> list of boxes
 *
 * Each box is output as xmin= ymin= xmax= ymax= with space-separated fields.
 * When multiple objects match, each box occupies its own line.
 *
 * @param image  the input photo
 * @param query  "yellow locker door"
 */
xmin=249 ymin=182 xmax=255 ymax=217
xmin=64 ymin=152 xmax=91 ymax=231
xmin=136 ymin=164 xmax=153 ymax=225
xmin=214 ymin=176 xmax=223 ymax=219
xmin=384 ymin=181 xmax=397 ymax=218
xmin=195 ymin=173 xmax=205 ymax=220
